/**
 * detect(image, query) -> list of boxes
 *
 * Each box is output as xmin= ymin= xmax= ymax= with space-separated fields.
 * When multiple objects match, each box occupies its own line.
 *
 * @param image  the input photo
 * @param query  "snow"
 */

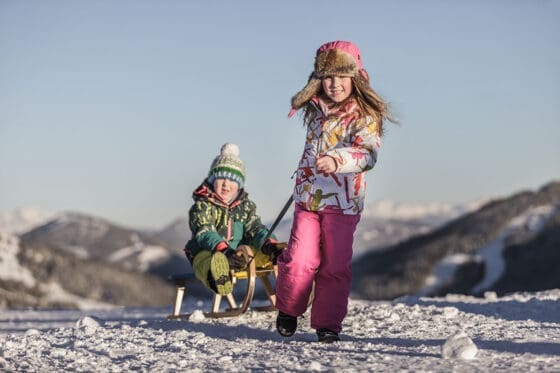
xmin=108 ymin=234 xmax=170 ymax=272
xmin=471 ymin=204 xmax=557 ymax=294
xmin=361 ymin=199 xmax=484 ymax=222
xmin=416 ymin=204 xmax=558 ymax=296
xmin=39 ymin=282 xmax=115 ymax=310
xmin=441 ymin=330 xmax=478 ymax=359
xmin=56 ymin=212 xmax=111 ymax=237
xmin=1 ymin=290 xmax=559 ymax=371
xmin=0 ymin=233 xmax=36 ymax=287
xmin=62 ymin=245 xmax=91 ymax=259
xmin=417 ymin=254 xmax=472 ymax=297
xmin=0 ymin=207 xmax=54 ymax=235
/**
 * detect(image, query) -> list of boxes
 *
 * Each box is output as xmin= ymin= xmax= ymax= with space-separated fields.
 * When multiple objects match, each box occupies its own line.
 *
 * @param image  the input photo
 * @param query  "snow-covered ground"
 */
xmin=1 ymin=290 xmax=559 ymax=371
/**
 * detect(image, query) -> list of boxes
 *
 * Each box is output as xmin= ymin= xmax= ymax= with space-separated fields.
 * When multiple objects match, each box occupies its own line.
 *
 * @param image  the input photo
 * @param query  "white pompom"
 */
xmin=220 ymin=143 xmax=240 ymax=157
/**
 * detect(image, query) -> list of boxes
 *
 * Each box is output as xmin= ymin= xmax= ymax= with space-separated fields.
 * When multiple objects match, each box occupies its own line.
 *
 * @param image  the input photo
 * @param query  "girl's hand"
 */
xmin=316 ymin=155 xmax=337 ymax=174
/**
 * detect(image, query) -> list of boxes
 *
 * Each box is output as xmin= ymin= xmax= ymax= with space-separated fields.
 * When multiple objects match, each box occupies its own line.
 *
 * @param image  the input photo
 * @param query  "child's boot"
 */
xmin=210 ymin=251 xmax=233 ymax=295
xmin=276 ymin=311 xmax=297 ymax=337
xmin=316 ymin=328 xmax=340 ymax=343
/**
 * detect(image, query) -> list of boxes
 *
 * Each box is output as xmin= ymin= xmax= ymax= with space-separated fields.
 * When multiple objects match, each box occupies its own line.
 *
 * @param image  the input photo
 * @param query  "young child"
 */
xmin=275 ymin=41 xmax=394 ymax=342
xmin=184 ymin=143 xmax=285 ymax=295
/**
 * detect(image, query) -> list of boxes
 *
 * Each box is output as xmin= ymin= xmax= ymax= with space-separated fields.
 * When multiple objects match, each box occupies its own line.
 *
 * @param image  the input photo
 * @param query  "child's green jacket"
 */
xmin=184 ymin=182 xmax=273 ymax=262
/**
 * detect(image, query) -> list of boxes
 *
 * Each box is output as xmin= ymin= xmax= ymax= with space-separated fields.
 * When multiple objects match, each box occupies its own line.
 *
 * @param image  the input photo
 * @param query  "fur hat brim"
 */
xmin=314 ymin=48 xmax=358 ymax=78
xmin=290 ymin=48 xmax=360 ymax=114
xmin=291 ymin=77 xmax=321 ymax=112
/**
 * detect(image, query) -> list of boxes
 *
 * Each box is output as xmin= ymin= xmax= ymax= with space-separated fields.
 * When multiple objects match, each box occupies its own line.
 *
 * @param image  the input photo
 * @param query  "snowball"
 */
xmin=442 ymin=306 xmax=459 ymax=319
xmin=388 ymin=312 xmax=401 ymax=321
xmin=484 ymin=291 xmax=498 ymax=300
xmin=189 ymin=309 xmax=206 ymax=322
xmin=24 ymin=328 xmax=41 ymax=336
xmin=441 ymin=330 xmax=478 ymax=360
xmin=75 ymin=315 xmax=102 ymax=330
xmin=308 ymin=361 xmax=322 ymax=371
xmin=371 ymin=305 xmax=393 ymax=320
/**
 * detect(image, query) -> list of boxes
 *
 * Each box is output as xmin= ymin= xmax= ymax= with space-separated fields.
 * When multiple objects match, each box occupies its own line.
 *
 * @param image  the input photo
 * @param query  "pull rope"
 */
xmin=241 ymin=195 xmax=294 ymax=269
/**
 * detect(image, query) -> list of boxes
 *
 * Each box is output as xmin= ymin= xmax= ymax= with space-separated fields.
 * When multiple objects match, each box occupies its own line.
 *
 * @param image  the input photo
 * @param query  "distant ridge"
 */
xmin=0 ymin=232 xmax=175 ymax=309
xmin=3 ymin=181 xmax=557 ymax=309
xmin=20 ymin=211 xmax=190 ymax=278
xmin=352 ymin=181 xmax=560 ymax=300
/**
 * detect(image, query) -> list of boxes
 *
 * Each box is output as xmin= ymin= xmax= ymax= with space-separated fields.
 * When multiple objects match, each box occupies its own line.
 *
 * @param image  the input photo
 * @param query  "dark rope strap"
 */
xmin=263 ymin=194 xmax=294 ymax=245
xmin=242 ymin=195 xmax=294 ymax=269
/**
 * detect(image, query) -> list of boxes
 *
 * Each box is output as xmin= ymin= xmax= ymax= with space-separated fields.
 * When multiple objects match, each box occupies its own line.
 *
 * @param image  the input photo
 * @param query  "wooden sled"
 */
xmin=167 ymin=246 xmax=278 ymax=319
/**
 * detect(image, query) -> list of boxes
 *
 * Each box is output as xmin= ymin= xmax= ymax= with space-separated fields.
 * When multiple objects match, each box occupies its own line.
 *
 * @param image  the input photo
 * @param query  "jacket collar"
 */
xmin=311 ymin=96 xmax=361 ymax=126
xmin=192 ymin=182 xmax=246 ymax=209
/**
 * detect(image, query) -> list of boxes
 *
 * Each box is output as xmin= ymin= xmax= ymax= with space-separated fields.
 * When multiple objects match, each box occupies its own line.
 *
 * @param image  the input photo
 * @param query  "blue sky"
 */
xmin=1 ymin=1 xmax=559 ymax=229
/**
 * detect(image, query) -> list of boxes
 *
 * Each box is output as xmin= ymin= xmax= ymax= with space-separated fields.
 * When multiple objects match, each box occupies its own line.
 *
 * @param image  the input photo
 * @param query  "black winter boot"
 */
xmin=316 ymin=328 xmax=340 ymax=343
xmin=276 ymin=311 xmax=297 ymax=337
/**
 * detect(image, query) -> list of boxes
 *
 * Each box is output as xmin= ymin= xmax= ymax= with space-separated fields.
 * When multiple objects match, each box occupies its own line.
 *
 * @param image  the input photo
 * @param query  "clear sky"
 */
xmin=1 ymin=1 xmax=559 ymax=229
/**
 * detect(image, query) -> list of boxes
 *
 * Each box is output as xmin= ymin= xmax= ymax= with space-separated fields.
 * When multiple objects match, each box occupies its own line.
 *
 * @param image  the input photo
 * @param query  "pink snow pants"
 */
xmin=275 ymin=205 xmax=360 ymax=333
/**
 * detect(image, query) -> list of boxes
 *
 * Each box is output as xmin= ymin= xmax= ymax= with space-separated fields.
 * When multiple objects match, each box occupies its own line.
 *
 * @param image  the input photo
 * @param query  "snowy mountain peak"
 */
xmin=361 ymin=199 xmax=485 ymax=222
xmin=0 ymin=207 xmax=55 ymax=235
xmin=27 ymin=211 xmax=112 ymax=243
xmin=0 ymin=232 xmax=36 ymax=287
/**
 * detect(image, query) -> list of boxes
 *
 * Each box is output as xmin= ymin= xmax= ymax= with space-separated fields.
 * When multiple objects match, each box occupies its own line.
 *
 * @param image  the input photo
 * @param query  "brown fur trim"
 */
xmin=314 ymin=49 xmax=357 ymax=78
xmin=291 ymin=78 xmax=321 ymax=110
xmin=290 ymin=49 xmax=360 ymax=112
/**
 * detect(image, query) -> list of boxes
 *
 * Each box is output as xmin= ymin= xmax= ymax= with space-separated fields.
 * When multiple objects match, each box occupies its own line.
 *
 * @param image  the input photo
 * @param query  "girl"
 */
xmin=275 ymin=41 xmax=395 ymax=343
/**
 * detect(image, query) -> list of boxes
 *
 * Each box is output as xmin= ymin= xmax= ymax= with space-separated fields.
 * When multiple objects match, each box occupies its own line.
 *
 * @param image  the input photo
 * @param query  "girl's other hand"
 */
xmin=316 ymin=155 xmax=337 ymax=174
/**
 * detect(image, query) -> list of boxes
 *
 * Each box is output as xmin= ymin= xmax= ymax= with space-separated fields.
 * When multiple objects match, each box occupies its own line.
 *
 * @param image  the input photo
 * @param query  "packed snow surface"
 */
xmin=1 ymin=290 xmax=559 ymax=371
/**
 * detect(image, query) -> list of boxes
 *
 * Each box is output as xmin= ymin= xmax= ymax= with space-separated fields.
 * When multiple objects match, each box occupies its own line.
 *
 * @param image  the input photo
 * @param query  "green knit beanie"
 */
xmin=206 ymin=143 xmax=246 ymax=188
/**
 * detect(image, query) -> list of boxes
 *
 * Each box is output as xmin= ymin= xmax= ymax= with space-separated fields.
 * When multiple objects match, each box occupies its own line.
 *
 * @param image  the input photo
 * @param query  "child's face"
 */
xmin=322 ymin=76 xmax=353 ymax=103
xmin=213 ymin=178 xmax=239 ymax=203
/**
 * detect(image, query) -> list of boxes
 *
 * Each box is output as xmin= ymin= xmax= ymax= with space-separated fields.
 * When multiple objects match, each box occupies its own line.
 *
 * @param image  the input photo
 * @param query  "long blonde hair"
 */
xmin=301 ymin=75 xmax=396 ymax=136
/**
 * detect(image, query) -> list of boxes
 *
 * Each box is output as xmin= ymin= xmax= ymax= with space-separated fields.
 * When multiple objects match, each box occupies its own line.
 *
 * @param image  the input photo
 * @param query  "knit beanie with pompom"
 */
xmin=206 ymin=143 xmax=246 ymax=189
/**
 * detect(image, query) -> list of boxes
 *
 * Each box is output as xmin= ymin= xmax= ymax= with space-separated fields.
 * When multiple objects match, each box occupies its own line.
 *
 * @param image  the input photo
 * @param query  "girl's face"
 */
xmin=322 ymin=76 xmax=353 ymax=103
xmin=213 ymin=178 xmax=239 ymax=203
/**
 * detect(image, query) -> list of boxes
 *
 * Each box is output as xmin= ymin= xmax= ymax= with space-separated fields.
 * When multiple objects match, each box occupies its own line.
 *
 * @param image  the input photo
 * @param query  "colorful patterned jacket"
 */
xmin=184 ymin=182 xmax=273 ymax=262
xmin=293 ymin=97 xmax=381 ymax=215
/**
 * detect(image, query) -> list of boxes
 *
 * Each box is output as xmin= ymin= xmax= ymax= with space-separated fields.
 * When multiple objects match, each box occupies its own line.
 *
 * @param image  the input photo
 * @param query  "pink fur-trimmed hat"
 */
xmin=289 ymin=40 xmax=370 ymax=117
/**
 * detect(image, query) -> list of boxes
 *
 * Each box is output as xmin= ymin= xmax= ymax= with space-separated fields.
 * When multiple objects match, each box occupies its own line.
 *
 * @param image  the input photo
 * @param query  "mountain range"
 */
xmin=0 ymin=211 xmax=191 ymax=309
xmin=351 ymin=181 xmax=560 ymax=300
xmin=1 ymin=181 xmax=558 ymax=309
xmin=155 ymin=198 xmax=484 ymax=258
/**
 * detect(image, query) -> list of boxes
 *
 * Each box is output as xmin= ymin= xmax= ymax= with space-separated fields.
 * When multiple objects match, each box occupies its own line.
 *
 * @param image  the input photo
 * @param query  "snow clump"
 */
xmin=441 ymin=330 xmax=478 ymax=359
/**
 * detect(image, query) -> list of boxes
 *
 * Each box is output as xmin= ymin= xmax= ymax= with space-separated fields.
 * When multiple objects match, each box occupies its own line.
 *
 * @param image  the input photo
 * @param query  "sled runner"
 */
xmin=167 ymin=245 xmax=278 ymax=319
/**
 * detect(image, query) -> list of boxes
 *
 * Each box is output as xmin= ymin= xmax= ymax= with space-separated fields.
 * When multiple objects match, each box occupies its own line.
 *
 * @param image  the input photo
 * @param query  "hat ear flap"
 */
xmin=359 ymin=68 xmax=369 ymax=81
xmin=291 ymin=77 xmax=321 ymax=110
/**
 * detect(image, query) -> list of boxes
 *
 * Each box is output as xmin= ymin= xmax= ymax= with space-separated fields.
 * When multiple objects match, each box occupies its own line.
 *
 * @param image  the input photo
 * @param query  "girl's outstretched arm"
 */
xmin=324 ymin=116 xmax=381 ymax=173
